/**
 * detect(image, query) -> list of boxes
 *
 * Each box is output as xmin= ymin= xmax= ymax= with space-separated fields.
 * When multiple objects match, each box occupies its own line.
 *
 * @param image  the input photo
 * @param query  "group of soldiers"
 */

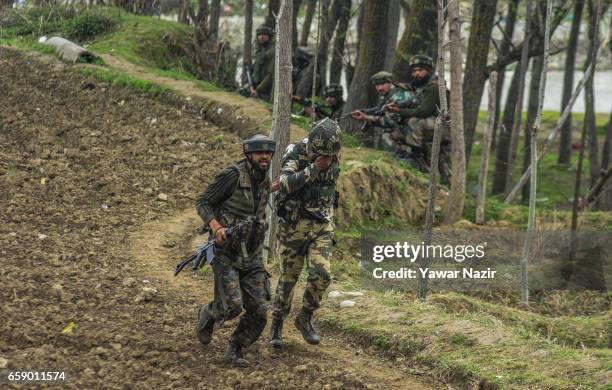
xmin=241 ymin=24 xmax=451 ymax=184
xmin=194 ymin=119 xmax=341 ymax=366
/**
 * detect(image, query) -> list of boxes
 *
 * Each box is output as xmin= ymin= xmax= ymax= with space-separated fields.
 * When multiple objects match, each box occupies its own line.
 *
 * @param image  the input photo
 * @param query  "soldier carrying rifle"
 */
xmin=193 ymin=134 xmax=279 ymax=367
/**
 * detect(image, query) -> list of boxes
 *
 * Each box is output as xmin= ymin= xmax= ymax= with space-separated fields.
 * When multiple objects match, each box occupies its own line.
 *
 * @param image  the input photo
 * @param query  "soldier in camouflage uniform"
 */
xmin=195 ymin=134 xmax=278 ymax=367
xmin=292 ymin=46 xmax=314 ymax=94
xmin=268 ymin=118 xmax=342 ymax=349
xmin=389 ymin=55 xmax=451 ymax=185
xmin=351 ymin=71 xmax=415 ymax=152
xmin=249 ymin=25 xmax=276 ymax=102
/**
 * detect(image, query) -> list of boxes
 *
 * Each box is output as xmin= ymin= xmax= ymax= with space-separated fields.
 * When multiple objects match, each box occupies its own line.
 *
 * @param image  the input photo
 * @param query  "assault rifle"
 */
xmin=292 ymin=95 xmax=331 ymax=117
xmin=173 ymin=221 xmax=248 ymax=276
xmin=340 ymin=98 xmax=418 ymax=132
xmin=239 ymin=67 xmax=256 ymax=97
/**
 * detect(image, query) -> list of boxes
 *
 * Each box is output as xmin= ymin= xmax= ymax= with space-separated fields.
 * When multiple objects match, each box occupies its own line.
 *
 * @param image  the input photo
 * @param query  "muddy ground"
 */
xmin=0 ymin=49 xmax=441 ymax=389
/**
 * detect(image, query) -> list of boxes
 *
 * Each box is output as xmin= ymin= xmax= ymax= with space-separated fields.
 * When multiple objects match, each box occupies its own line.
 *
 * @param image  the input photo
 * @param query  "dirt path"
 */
xmin=130 ymin=209 xmax=438 ymax=389
xmin=0 ymin=48 xmax=441 ymax=388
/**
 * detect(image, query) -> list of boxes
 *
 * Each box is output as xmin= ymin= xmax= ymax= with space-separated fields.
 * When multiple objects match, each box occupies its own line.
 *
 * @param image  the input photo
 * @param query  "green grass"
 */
xmin=319 ymin=288 xmax=612 ymax=389
xmin=76 ymin=66 xmax=174 ymax=96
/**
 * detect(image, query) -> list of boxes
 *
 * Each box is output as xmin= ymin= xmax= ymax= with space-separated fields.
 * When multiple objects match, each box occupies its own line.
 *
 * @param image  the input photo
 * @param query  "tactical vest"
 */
xmin=216 ymin=160 xmax=270 ymax=258
xmin=281 ymin=141 xmax=339 ymax=222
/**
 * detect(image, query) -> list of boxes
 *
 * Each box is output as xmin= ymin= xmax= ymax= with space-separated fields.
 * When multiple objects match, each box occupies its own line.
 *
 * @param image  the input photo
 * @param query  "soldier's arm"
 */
xmin=279 ymin=146 xmax=319 ymax=194
xmin=196 ymin=168 xmax=239 ymax=226
xmin=398 ymin=84 xmax=440 ymax=119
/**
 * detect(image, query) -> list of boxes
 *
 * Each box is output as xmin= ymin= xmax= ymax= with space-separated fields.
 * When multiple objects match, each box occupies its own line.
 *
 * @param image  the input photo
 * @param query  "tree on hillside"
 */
xmin=445 ymin=0 xmax=466 ymax=224
xmin=341 ymin=0 xmax=389 ymax=132
xmin=300 ymin=0 xmax=317 ymax=46
xmin=491 ymin=0 xmax=519 ymax=151
xmin=462 ymin=0 xmax=498 ymax=160
xmin=384 ymin=0 xmax=401 ymax=70
xmin=292 ymin=0 xmax=303 ymax=49
xmin=558 ymin=0 xmax=585 ymax=165
xmin=329 ymin=0 xmax=351 ymax=85
xmin=242 ymin=0 xmax=254 ymax=84
xmin=392 ymin=0 xmax=437 ymax=82
xmin=522 ymin=53 xmax=545 ymax=202
xmin=264 ymin=0 xmax=281 ymax=27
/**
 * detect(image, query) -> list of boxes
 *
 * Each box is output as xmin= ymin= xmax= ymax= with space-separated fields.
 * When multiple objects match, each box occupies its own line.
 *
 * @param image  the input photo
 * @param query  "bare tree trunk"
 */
xmin=522 ymin=54 xmax=545 ymax=202
xmin=558 ymin=0 xmax=585 ymax=165
xmin=521 ymin=0 xmax=551 ymax=305
xmin=491 ymin=0 xmax=519 ymax=151
xmin=463 ymin=0 xmax=498 ymax=160
xmin=392 ymin=0 xmax=437 ymax=83
xmin=602 ymin=111 xmax=612 ymax=170
xmin=329 ymin=0 xmax=351 ymax=85
xmin=300 ymin=0 xmax=317 ymax=46
xmin=340 ymin=0 xmax=389 ymax=133
xmin=476 ymin=72 xmax=498 ymax=225
xmin=292 ymin=0 xmax=303 ymax=49
xmin=444 ymin=0 xmax=466 ymax=224
xmin=316 ymin=0 xmax=337 ymax=88
xmin=384 ymin=0 xmax=401 ymax=70
xmin=506 ymin=0 xmax=534 ymax=195
xmin=419 ymin=0 xmax=447 ymax=301
xmin=209 ymin=0 xmax=221 ymax=43
xmin=265 ymin=0 xmax=281 ymax=28
xmin=505 ymin=48 xmax=604 ymax=203
xmin=265 ymin=0 xmax=294 ymax=264
xmin=178 ymin=0 xmax=192 ymax=24
xmin=492 ymin=61 xmax=522 ymax=195
xmin=242 ymin=0 xmax=254 ymax=85
xmin=585 ymin=0 xmax=600 ymax=187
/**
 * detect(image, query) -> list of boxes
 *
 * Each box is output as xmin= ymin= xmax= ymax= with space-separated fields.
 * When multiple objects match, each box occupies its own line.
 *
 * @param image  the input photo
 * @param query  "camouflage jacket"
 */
xmin=277 ymin=139 xmax=340 ymax=223
xmin=371 ymin=86 xmax=415 ymax=129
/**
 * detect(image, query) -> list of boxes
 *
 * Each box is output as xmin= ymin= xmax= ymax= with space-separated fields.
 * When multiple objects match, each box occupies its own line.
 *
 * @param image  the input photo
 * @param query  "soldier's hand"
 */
xmin=351 ymin=110 xmax=368 ymax=121
xmin=250 ymin=86 xmax=258 ymax=98
xmin=387 ymin=102 xmax=400 ymax=112
xmin=313 ymin=155 xmax=332 ymax=171
xmin=271 ymin=178 xmax=280 ymax=192
xmin=214 ymin=227 xmax=228 ymax=245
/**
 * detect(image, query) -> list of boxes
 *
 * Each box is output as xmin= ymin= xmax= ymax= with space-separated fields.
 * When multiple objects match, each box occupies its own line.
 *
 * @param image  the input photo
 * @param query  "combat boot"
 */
xmin=268 ymin=317 xmax=284 ymax=350
xmin=223 ymin=341 xmax=250 ymax=367
xmin=294 ymin=308 xmax=320 ymax=345
xmin=196 ymin=305 xmax=215 ymax=345
xmin=404 ymin=147 xmax=428 ymax=173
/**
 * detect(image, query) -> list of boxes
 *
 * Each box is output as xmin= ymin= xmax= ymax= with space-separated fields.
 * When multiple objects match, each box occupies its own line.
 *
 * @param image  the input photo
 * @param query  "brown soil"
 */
xmin=0 ymin=48 xmax=441 ymax=389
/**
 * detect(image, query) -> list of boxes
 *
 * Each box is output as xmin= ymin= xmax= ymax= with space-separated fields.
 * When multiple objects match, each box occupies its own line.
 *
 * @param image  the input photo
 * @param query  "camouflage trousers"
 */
xmin=200 ymin=252 xmax=271 ymax=348
xmin=405 ymin=116 xmax=452 ymax=184
xmin=272 ymin=218 xmax=334 ymax=320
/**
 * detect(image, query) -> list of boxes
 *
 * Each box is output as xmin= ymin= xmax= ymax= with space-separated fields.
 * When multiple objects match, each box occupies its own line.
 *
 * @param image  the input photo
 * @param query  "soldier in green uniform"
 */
xmin=268 ymin=118 xmax=342 ymax=349
xmin=292 ymin=46 xmax=314 ymax=94
xmin=249 ymin=25 xmax=276 ymax=102
xmin=351 ymin=71 xmax=414 ymax=151
xmin=322 ymin=84 xmax=345 ymax=121
xmin=388 ymin=54 xmax=451 ymax=184
xmin=195 ymin=134 xmax=278 ymax=367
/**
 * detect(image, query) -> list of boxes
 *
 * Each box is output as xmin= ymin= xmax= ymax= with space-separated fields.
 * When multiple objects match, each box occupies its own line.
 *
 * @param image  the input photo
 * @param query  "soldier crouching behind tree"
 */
xmin=269 ymin=118 xmax=342 ymax=350
xmin=194 ymin=134 xmax=279 ymax=367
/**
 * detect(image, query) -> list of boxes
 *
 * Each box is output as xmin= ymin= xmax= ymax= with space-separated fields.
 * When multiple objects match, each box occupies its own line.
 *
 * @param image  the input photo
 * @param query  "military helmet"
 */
xmin=243 ymin=134 xmax=276 ymax=154
xmin=256 ymin=25 xmax=275 ymax=37
xmin=308 ymin=118 xmax=342 ymax=156
xmin=370 ymin=71 xmax=394 ymax=85
xmin=408 ymin=54 xmax=434 ymax=71
xmin=294 ymin=46 xmax=314 ymax=61
xmin=323 ymin=84 xmax=343 ymax=98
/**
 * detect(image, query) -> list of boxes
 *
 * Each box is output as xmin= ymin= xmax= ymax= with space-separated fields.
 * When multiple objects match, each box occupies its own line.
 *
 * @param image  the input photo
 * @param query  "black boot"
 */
xmin=223 ymin=341 xmax=250 ymax=367
xmin=196 ymin=305 xmax=215 ymax=345
xmin=268 ymin=317 xmax=284 ymax=350
xmin=294 ymin=308 xmax=320 ymax=345
xmin=405 ymin=147 xmax=428 ymax=172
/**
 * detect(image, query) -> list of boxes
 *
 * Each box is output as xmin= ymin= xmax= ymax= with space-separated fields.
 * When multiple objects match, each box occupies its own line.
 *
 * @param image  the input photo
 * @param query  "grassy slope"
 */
xmin=4 ymin=8 xmax=610 ymax=389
